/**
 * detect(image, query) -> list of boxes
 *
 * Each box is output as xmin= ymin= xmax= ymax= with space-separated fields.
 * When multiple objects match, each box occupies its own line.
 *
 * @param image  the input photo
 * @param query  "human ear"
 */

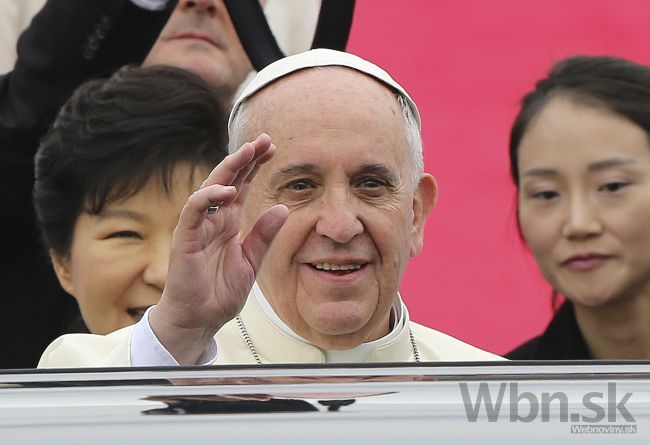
xmin=409 ymin=174 xmax=437 ymax=257
xmin=49 ymin=249 xmax=76 ymax=296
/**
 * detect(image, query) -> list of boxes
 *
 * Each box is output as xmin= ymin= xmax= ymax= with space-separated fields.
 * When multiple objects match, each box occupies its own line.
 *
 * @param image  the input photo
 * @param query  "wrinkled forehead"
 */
xmin=242 ymin=69 xmax=412 ymax=183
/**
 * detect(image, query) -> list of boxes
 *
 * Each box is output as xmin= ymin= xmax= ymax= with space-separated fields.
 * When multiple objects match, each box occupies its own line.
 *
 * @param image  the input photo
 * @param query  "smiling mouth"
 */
xmin=127 ymin=306 xmax=151 ymax=321
xmin=310 ymin=263 xmax=364 ymax=275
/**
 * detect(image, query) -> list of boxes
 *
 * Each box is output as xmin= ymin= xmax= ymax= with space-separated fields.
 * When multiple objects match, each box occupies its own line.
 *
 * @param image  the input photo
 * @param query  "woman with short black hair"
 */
xmin=34 ymin=64 xmax=228 ymax=334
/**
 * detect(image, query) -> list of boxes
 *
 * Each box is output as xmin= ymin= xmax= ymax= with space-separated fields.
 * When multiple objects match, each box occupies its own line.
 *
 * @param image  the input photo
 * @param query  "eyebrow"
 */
xmin=355 ymin=163 xmax=399 ymax=182
xmin=273 ymin=163 xmax=317 ymax=178
xmin=588 ymin=157 xmax=638 ymax=171
xmin=269 ymin=163 xmax=399 ymax=183
xmin=268 ymin=163 xmax=318 ymax=186
xmin=96 ymin=209 xmax=148 ymax=223
xmin=522 ymin=157 xmax=638 ymax=178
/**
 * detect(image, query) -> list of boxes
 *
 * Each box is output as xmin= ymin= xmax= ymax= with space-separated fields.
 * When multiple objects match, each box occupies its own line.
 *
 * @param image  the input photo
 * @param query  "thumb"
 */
xmin=241 ymin=204 xmax=289 ymax=273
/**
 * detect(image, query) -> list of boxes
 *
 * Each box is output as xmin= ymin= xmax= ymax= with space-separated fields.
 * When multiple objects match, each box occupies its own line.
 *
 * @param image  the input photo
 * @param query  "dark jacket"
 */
xmin=0 ymin=0 xmax=174 ymax=369
xmin=506 ymin=301 xmax=591 ymax=360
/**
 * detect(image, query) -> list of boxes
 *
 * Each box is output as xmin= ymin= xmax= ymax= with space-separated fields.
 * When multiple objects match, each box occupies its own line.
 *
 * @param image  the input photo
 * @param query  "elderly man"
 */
xmin=40 ymin=49 xmax=499 ymax=366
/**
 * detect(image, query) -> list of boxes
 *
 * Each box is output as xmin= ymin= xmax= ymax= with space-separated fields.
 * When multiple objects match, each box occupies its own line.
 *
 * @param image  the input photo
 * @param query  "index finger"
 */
xmin=201 ymin=133 xmax=272 ymax=189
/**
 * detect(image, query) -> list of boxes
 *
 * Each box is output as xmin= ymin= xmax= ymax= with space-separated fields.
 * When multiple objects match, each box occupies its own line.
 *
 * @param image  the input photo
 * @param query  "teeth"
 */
xmin=313 ymin=263 xmax=362 ymax=271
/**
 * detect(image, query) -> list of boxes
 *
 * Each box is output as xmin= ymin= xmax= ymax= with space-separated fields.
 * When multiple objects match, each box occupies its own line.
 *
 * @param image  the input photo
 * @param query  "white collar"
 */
xmin=251 ymin=282 xmax=407 ymax=363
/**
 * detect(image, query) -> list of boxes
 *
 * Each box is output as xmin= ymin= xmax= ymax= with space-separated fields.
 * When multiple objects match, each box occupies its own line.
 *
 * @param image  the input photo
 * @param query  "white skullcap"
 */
xmin=228 ymin=48 xmax=420 ymax=139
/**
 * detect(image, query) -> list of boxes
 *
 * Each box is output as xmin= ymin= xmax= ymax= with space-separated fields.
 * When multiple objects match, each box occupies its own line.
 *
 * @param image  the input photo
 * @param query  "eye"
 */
xmin=599 ymin=182 xmax=629 ymax=192
xmin=358 ymin=177 xmax=389 ymax=188
xmin=529 ymin=190 xmax=558 ymax=200
xmin=106 ymin=230 xmax=142 ymax=240
xmin=285 ymin=179 xmax=315 ymax=191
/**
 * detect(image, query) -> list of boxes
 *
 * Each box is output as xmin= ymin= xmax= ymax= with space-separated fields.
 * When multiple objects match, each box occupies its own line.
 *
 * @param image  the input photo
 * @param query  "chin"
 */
xmin=309 ymin=327 xmax=368 ymax=350
xmin=306 ymin=300 xmax=373 ymax=331
xmin=153 ymin=51 xmax=225 ymax=81
xmin=313 ymin=321 xmax=364 ymax=337
xmin=565 ymin=288 xmax=618 ymax=308
xmin=306 ymin=313 xmax=375 ymax=346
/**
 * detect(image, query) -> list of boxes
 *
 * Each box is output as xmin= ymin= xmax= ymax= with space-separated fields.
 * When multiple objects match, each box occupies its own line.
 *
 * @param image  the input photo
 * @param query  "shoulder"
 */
xmin=38 ymin=324 xmax=135 ymax=368
xmin=410 ymin=322 xmax=505 ymax=361
xmin=505 ymin=302 xmax=590 ymax=360
xmin=505 ymin=336 xmax=542 ymax=360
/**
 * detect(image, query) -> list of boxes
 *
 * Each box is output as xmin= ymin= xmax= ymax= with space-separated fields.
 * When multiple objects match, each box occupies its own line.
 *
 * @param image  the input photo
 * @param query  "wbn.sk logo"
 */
xmin=458 ymin=382 xmax=635 ymax=424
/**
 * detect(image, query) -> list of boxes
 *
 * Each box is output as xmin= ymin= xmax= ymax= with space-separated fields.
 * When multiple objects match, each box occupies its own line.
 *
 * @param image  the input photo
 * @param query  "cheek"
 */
xmin=69 ymin=250 xmax=139 ymax=304
xmin=144 ymin=30 xmax=176 ymax=64
xmin=519 ymin=210 xmax=556 ymax=258
xmin=387 ymin=206 xmax=409 ymax=229
xmin=610 ymin=200 xmax=650 ymax=247
xmin=368 ymin=209 xmax=412 ymax=270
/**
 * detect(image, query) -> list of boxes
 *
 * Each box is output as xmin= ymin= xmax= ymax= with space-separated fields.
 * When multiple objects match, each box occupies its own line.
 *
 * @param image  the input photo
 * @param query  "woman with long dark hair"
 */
xmin=507 ymin=55 xmax=650 ymax=359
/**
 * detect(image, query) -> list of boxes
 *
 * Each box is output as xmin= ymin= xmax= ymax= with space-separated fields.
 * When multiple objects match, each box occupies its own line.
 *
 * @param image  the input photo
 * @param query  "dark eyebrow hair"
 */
xmin=268 ymin=163 xmax=318 ymax=186
xmin=522 ymin=157 xmax=638 ymax=178
xmin=355 ymin=163 xmax=399 ymax=182
xmin=269 ymin=162 xmax=400 ymax=184
xmin=521 ymin=168 xmax=558 ymax=178
xmin=273 ymin=163 xmax=318 ymax=178
xmin=96 ymin=208 xmax=148 ymax=223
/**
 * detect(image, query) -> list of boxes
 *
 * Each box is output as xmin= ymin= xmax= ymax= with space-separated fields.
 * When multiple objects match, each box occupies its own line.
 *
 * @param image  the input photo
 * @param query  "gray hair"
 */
xmin=398 ymin=94 xmax=424 ymax=188
xmin=229 ymin=68 xmax=424 ymax=190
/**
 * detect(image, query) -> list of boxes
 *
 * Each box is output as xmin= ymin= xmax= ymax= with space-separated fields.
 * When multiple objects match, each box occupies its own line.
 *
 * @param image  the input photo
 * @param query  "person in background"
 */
xmin=33 ymin=65 xmax=228 ymax=335
xmin=0 ymin=0 xmax=175 ymax=369
xmin=506 ymin=55 xmax=650 ymax=360
xmin=142 ymin=0 xmax=258 ymax=106
xmin=39 ymin=49 xmax=501 ymax=367
xmin=0 ymin=0 xmax=318 ymax=78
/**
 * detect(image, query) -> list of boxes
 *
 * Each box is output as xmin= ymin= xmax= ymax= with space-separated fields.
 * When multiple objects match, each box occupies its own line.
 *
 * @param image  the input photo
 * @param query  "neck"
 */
xmin=573 ymin=294 xmax=650 ymax=359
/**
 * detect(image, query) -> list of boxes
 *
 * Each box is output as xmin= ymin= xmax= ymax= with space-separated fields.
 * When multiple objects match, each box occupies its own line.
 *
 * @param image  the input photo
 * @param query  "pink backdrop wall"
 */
xmin=345 ymin=0 xmax=650 ymax=355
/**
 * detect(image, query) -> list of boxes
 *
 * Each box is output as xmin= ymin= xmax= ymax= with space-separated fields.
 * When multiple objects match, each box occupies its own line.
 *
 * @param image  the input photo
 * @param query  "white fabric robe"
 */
xmin=39 ymin=291 xmax=501 ymax=368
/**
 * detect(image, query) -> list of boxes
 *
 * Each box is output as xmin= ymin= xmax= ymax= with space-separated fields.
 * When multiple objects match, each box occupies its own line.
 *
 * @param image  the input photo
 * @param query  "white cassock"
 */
xmin=39 ymin=282 xmax=502 ymax=368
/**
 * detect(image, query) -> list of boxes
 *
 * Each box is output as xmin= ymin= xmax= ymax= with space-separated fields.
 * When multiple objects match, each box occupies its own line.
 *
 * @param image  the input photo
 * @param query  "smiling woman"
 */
xmin=33 ymin=65 xmax=228 ymax=335
xmin=506 ymin=56 xmax=650 ymax=360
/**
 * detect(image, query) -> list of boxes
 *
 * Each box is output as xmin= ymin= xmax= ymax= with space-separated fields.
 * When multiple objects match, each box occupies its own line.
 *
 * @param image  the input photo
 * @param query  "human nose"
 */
xmin=314 ymin=191 xmax=364 ymax=244
xmin=561 ymin=195 xmax=603 ymax=240
xmin=179 ymin=0 xmax=218 ymax=16
xmin=142 ymin=240 xmax=170 ymax=290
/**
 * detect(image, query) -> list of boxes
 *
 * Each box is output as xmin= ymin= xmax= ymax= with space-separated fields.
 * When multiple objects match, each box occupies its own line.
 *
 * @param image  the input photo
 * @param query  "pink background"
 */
xmin=345 ymin=0 xmax=650 ymax=355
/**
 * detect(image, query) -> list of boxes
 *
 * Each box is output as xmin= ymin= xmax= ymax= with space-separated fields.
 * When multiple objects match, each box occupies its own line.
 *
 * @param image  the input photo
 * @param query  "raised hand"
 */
xmin=149 ymin=134 xmax=288 ymax=364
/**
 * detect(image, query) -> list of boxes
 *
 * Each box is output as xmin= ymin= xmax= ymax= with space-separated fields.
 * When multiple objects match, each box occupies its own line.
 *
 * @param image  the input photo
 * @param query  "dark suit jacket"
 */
xmin=0 ymin=0 xmax=174 ymax=369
